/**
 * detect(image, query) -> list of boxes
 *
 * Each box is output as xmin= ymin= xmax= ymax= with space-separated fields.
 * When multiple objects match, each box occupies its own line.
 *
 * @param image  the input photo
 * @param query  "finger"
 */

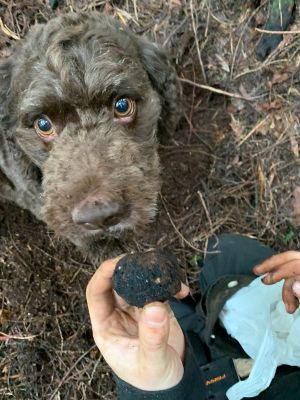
xmin=138 ymin=302 xmax=170 ymax=368
xmin=282 ymin=278 xmax=299 ymax=314
xmin=138 ymin=302 xmax=184 ymax=387
xmin=137 ymin=302 xmax=184 ymax=390
xmin=86 ymin=255 xmax=124 ymax=331
xmin=174 ymin=283 xmax=190 ymax=299
xmin=261 ymin=259 xmax=300 ymax=284
xmin=167 ymin=309 xmax=185 ymax=361
xmin=292 ymin=280 xmax=300 ymax=298
xmin=253 ymin=251 xmax=300 ymax=275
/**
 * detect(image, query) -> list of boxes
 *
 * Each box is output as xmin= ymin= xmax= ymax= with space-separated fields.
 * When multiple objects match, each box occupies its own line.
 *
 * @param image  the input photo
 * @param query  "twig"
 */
xmin=238 ymin=116 xmax=270 ymax=147
xmin=0 ymin=332 xmax=37 ymax=341
xmin=0 ymin=373 xmax=22 ymax=381
xmin=231 ymin=1 xmax=268 ymax=79
xmin=163 ymin=16 xmax=188 ymax=47
xmin=204 ymin=1 xmax=210 ymax=38
xmin=205 ymin=0 xmax=233 ymax=27
xmin=49 ymin=344 xmax=97 ymax=400
xmin=197 ymin=190 xmax=213 ymax=234
xmin=255 ymin=27 xmax=300 ymax=34
xmin=230 ymin=9 xmax=251 ymax=79
xmin=0 ymin=18 xmax=20 ymax=40
xmin=132 ymin=0 xmax=138 ymax=21
xmin=179 ymin=77 xmax=267 ymax=101
xmin=279 ymin=0 xmax=283 ymax=27
xmin=160 ymin=195 xmax=202 ymax=252
xmin=233 ymin=58 xmax=287 ymax=80
xmin=190 ymin=0 xmax=207 ymax=82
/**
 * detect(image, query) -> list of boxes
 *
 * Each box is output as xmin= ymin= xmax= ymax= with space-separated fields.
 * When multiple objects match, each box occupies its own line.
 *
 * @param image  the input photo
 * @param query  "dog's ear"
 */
xmin=136 ymin=38 xmax=180 ymax=138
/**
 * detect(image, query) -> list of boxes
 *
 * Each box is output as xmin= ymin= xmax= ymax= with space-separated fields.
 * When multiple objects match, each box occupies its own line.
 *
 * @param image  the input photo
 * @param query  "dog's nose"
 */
xmin=71 ymin=200 xmax=127 ymax=230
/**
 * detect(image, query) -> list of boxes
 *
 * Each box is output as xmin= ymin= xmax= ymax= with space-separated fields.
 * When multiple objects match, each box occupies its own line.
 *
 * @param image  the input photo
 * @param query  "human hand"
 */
xmin=253 ymin=251 xmax=300 ymax=313
xmin=86 ymin=256 xmax=189 ymax=390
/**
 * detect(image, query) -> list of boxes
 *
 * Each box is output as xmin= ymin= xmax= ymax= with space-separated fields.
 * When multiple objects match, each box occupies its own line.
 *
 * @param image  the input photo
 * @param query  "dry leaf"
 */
xmin=239 ymin=84 xmax=250 ymax=99
xmin=89 ymin=348 xmax=99 ymax=360
xmin=169 ymin=0 xmax=183 ymax=9
xmin=230 ymin=114 xmax=244 ymax=139
xmin=1 ymin=365 xmax=9 ymax=374
xmin=256 ymin=99 xmax=282 ymax=112
xmin=288 ymin=87 xmax=300 ymax=96
xmin=215 ymin=54 xmax=230 ymax=73
xmin=254 ymin=11 xmax=265 ymax=26
xmin=103 ymin=2 xmax=113 ymax=16
xmin=271 ymin=72 xmax=289 ymax=85
xmin=289 ymin=131 xmax=299 ymax=158
xmin=0 ymin=309 xmax=12 ymax=326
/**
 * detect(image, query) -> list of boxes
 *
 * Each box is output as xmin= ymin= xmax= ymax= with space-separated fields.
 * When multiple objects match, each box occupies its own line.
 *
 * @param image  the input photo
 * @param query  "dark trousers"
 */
xmin=171 ymin=234 xmax=300 ymax=400
xmin=199 ymin=233 xmax=275 ymax=292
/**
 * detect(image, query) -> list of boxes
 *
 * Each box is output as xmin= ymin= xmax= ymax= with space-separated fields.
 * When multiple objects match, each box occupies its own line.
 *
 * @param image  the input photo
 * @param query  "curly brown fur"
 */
xmin=0 ymin=11 xmax=179 ymax=260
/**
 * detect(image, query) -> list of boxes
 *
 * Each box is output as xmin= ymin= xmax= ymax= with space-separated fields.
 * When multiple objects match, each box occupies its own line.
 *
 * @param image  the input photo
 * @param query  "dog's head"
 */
xmin=5 ymin=12 xmax=179 ymax=247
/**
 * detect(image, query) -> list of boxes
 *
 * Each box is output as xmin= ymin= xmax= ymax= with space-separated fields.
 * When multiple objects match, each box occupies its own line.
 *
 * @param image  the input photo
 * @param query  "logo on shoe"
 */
xmin=205 ymin=373 xmax=227 ymax=386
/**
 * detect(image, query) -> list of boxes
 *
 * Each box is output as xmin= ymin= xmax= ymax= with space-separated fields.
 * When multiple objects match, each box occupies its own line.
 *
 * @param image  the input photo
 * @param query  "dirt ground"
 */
xmin=0 ymin=0 xmax=300 ymax=399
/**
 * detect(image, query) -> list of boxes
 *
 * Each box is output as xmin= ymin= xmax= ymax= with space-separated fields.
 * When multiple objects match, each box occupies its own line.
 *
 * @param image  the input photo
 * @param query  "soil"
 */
xmin=0 ymin=0 xmax=300 ymax=399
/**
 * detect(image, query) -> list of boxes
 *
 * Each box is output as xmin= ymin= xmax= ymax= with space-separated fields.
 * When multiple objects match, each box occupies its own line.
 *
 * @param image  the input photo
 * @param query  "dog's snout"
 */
xmin=71 ymin=199 xmax=127 ymax=230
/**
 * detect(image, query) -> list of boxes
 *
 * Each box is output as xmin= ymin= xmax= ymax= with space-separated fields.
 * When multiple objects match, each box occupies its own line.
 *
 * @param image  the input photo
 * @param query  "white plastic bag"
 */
xmin=219 ymin=276 xmax=300 ymax=400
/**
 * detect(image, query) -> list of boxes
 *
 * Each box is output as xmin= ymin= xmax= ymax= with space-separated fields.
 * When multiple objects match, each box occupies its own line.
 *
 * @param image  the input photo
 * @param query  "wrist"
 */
xmin=135 ymin=350 xmax=184 ymax=391
xmin=113 ymin=347 xmax=184 ymax=391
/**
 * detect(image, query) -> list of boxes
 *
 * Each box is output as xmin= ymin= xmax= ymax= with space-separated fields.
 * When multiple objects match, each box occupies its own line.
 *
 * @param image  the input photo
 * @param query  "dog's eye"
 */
xmin=34 ymin=116 xmax=56 ymax=139
xmin=114 ymin=98 xmax=136 ymax=119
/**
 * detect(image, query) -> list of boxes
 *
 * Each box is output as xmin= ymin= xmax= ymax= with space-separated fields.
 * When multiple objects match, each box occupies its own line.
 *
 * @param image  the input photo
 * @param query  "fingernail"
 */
xmin=261 ymin=274 xmax=270 ymax=284
xmin=261 ymin=277 xmax=267 ymax=284
xmin=143 ymin=306 xmax=166 ymax=327
xmin=292 ymin=281 xmax=300 ymax=297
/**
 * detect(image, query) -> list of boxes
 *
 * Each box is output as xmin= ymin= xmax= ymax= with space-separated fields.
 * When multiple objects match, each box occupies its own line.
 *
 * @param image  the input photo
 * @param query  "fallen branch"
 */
xmin=180 ymin=78 xmax=266 ymax=101
xmin=0 ymin=332 xmax=36 ymax=341
xmin=255 ymin=27 xmax=300 ymax=34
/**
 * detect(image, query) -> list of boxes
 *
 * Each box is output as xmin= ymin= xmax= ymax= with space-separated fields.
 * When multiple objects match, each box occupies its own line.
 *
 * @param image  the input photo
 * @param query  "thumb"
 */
xmin=139 ymin=303 xmax=169 ymax=366
xmin=138 ymin=302 xmax=183 ymax=390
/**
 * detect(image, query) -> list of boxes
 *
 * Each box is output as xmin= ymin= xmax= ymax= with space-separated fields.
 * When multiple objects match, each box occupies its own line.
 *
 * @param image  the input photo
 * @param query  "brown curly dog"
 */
xmin=0 ymin=11 xmax=179 ymax=259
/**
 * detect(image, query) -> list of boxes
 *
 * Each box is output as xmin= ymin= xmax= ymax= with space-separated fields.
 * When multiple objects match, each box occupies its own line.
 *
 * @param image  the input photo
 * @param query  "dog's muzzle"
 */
xmin=71 ymin=195 xmax=130 ymax=232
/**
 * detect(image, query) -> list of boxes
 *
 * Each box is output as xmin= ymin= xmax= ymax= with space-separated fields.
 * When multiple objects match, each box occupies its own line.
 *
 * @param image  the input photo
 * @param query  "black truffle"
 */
xmin=112 ymin=249 xmax=183 ymax=308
